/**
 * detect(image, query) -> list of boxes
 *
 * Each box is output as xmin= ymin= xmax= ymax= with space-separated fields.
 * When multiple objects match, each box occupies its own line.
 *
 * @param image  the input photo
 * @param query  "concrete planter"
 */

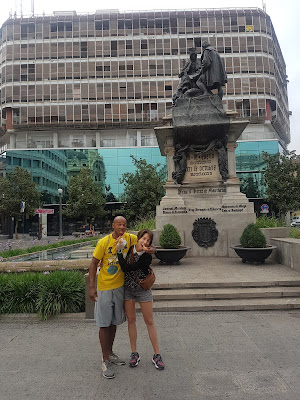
xmin=260 ymin=227 xmax=289 ymax=243
xmin=231 ymin=245 xmax=277 ymax=265
xmin=154 ymin=246 xmax=190 ymax=264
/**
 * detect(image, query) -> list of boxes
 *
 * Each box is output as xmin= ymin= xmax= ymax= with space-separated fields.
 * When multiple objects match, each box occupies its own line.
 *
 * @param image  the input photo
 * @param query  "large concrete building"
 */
xmin=0 ymin=8 xmax=290 ymax=196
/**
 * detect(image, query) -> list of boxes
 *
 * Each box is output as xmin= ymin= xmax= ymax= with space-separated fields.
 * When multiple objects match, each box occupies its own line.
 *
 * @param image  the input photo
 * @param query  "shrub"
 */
xmin=37 ymin=271 xmax=85 ymax=320
xmin=159 ymin=224 xmax=181 ymax=249
xmin=131 ymin=217 xmax=156 ymax=231
xmin=290 ymin=228 xmax=300 ymax=239
xmin=240 ymin=223 xmax=267 ymax=248
xmin=0 ymin=273 xmax=40 ymax=314
xmin=0 ymin=271 xmax=85 ymax=320
xmin=255 ymin=216 xmax=286 ymax=228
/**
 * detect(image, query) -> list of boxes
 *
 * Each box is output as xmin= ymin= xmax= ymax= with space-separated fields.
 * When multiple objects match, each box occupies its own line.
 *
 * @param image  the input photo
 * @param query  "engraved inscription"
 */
xmin=162 ymin=204 xmax=247 ymax=215
xmin=178 ymin=187 xmax=227 ymax=195
xmin=184 ymin=151 xmax=221 ymax=182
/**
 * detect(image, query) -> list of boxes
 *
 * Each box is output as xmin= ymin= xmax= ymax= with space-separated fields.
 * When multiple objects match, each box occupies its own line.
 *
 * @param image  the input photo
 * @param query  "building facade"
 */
xmin=0 ymin=8 xmax=290 ymax=196
xmin=3 ymin=149 xmax=68 ymax=202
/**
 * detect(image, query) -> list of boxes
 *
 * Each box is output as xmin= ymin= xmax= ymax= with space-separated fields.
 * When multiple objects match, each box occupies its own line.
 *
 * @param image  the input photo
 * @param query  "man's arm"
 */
xmin=89 ymin=256 xmax=100 ymax=302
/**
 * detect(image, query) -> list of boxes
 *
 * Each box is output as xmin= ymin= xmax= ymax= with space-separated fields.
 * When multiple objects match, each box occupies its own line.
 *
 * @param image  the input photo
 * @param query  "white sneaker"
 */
xmin=102 ymin=360 xmax=115 ymax=379
xmin=109 ymin=352 xmax=126 ymax=365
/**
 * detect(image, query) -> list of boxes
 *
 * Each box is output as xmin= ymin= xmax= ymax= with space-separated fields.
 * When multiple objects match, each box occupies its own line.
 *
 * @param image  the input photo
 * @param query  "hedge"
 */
xmin=0 ymin=270 xmax=85 ymax=320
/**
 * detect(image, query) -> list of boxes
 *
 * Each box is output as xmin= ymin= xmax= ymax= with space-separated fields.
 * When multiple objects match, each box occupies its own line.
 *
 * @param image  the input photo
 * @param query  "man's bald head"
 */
xmin=112 ymin=216 xmax=127 ymax=238
xmin=113 ymin=216 xmax=127 ymax=224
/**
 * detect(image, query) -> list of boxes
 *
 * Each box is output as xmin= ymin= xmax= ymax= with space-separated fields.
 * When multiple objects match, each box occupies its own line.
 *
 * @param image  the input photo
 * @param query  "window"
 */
xmin=141 ymin=40 xmax=148 ymax=49
xmin=95 ymin=20 xmax=110 ymax=30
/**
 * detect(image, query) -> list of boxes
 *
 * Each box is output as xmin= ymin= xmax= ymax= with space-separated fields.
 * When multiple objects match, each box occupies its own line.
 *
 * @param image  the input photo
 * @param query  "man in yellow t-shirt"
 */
xmin=89 ymin=216 xmax=137 ymax=379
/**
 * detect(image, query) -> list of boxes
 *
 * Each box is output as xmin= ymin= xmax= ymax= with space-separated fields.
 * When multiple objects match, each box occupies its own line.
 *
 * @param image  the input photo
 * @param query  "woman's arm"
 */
xmin=117 ymin=250 xmax=152 ymax=272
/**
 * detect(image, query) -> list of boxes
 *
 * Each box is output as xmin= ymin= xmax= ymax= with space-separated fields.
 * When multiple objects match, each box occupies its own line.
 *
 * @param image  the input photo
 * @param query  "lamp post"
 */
xmin=58 ymin=188 xmax=63 ymax=239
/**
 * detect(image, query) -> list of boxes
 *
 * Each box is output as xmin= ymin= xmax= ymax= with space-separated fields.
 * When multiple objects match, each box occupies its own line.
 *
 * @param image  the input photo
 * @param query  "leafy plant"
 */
xmin=37 ymin=271 xmax=85 ymax=320
xmin=131 ymin=217 xmax=156 ymax=231
xmin=240 ymin=223 xmax=267 ymax=248
xmin=255 ymin=216 xmax=286 ymax=228
xmin=159 ymin=224 xmax=181 ymax=249
xmin=290 ymin=228 xmax=300 ymax=239
xmin=120 ymin=156 xmax=166 ymax=222
xmin=0 ymin=167 xmax=41 ymax=238
xmin=263 ymin=151 xmax=300 ymax=215
xmin=0 ymin=273 xmax=40 ymax=314
xmin=0 ymin=271 xmax=85 ymax=320
xmin=64 ymin=167 xmax=106 ymax=224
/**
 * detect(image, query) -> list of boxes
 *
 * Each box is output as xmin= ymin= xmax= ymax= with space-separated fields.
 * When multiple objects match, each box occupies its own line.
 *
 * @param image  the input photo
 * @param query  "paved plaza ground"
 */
xmin=2 ymin=311 xmax=300 ymax=400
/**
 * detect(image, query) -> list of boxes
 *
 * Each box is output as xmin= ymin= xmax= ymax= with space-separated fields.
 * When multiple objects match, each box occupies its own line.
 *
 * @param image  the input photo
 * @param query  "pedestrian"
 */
xmin=89 ymin=217 xmax=155 ymax=379
xmin=89 ymin=216 xmax=135 ymax=379
xmin=117 ymin=229 xmax=165 ymax=370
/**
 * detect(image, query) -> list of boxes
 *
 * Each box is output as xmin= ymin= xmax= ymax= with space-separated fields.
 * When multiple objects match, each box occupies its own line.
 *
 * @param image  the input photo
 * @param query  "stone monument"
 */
xmin=155 ymin=44 xmax=256 ymax=257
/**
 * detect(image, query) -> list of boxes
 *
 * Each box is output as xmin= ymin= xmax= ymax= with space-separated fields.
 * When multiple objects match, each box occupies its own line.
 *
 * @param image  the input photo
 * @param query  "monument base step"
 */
xmin=148 ymin=297 xmax=300 ymax=312
xmin=152 ymin=286 xmax=300 ymax=301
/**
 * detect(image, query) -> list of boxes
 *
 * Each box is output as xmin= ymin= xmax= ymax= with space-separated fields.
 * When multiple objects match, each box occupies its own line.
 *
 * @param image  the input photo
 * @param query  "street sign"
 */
xmin=35 ymin=209 xmax=54 ymax=214
xmin=20 ymin=201 xmax=25 ymax=213
xmin=261 ymin=204 xmax=269 ymax=214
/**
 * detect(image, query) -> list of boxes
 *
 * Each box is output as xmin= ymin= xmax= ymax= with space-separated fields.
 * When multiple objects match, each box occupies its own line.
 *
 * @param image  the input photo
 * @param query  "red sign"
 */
xmin=35 ymin=209 xmax=54 ymax=214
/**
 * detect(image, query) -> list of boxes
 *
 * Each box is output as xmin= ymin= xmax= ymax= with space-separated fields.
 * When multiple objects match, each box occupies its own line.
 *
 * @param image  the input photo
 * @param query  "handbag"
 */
xmin=137 ymin=267 xmax=156 ymax=290
xmin=130 ymin=247 xmax=156 ymax=290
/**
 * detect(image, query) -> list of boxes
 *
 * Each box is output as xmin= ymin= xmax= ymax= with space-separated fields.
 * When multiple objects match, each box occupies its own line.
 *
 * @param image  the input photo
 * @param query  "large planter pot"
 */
xmin=154 ymin=246 xmax=190 ymax=264
xmin=231 ymin=245 xmax=277 ymax=264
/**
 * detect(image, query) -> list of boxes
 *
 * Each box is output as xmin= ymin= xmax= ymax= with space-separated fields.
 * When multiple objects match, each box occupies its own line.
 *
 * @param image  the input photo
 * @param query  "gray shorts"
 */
xmin=94 ymin=286 xmax=126 ymax=328
xmin=124 ymin=286 xmax=153 ymax=303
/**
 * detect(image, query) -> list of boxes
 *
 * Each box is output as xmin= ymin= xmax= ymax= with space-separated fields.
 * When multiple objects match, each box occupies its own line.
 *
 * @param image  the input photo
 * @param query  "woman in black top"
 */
xmin=117 ymin=229 xmax=164 ymax=370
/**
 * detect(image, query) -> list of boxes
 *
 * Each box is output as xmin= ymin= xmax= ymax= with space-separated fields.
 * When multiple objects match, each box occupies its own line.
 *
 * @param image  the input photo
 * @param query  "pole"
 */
xmin=59 ymin=192 xmax=63 ymax=239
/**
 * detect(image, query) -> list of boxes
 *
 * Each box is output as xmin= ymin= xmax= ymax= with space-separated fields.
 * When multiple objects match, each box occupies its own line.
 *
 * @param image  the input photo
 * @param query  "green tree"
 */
xmin=263 ymin=151 xmax=300 ymax=215
xmin=120 ymin=156 xmax=166 ymax=221
xmin=0 ymin=167 xmax=41 ymax=237
xmin=240 ymin=175 xmax=260 ymax=198
xmin=105 ymin=184 xmax=118 ymax=202
xmin=64 ymin=167 xmax=106 ymax=224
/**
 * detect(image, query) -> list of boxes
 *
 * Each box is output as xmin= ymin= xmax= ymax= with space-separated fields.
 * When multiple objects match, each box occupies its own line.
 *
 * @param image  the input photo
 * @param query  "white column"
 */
xmin=41 ymin=214 xmax=47 ymax=238
xmin=53 ymin=132 xmax=58 ymax=148
xmin=136 ymin=130 xmax=142 ymax=147
xmin=125 ymin=130 xmax=131 ymax=146
xmin=226 ymin=142 xmax=238 ymax=179
xmin=9 ymin=132 xmax=16 ymax=149
xmin=95 ymin=132 xmax=101 ymax=148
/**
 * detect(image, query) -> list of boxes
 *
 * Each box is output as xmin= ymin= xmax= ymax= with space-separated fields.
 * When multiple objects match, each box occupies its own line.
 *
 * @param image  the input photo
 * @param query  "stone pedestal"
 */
xmin=154 ymin=112 xmax=255 ymax=257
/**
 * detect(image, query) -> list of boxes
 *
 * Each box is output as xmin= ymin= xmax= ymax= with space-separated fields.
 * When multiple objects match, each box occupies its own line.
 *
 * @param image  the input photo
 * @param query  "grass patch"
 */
xmin=130 ymin=218 xmax=156 ymax=231
xmin=0 ymin=270 xmax=85 ymax=320
xmin=290 ymin=228 xmax=300 ymax=239
xmin=255 ymin=216 xmax=286 ymax=228
xmin=0 ymin=237 xmax=98 ymax=259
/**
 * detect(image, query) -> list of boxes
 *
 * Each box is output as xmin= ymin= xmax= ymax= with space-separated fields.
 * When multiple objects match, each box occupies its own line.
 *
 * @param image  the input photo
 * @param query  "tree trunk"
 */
xmin=285 ymin=211 xmax=291 ymax=226
xmin=15 ymin=219 xmax=18 ymax=239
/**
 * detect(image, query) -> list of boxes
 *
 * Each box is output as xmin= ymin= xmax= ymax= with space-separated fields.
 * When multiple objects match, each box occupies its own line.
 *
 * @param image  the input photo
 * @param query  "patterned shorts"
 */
xmin=124 ymin=286 xmax=153 ymax=303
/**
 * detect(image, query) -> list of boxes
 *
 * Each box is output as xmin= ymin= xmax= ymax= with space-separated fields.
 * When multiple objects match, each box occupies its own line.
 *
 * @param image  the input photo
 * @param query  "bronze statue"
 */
xmin=196 ymin=40 xmax=227 ymax=100
xmin=171 ymin=43 xmax=229 ymax=184
xmin=172 ymin=49 xmax=202 ymax=105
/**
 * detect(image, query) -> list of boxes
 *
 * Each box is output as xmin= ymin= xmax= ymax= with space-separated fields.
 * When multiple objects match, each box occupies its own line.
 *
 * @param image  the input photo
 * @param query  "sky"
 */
xmin=0 ymin=0 xmax=299 ymax=152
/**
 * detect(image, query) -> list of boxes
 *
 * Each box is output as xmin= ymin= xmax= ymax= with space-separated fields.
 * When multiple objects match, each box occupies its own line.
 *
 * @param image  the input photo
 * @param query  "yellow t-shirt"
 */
xmin=93 ymin=232 xmax=137 ymax=291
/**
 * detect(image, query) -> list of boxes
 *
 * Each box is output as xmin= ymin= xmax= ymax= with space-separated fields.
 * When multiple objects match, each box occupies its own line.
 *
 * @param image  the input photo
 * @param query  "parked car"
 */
xmin=291 ymin=215 xmax=300 ymax=227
